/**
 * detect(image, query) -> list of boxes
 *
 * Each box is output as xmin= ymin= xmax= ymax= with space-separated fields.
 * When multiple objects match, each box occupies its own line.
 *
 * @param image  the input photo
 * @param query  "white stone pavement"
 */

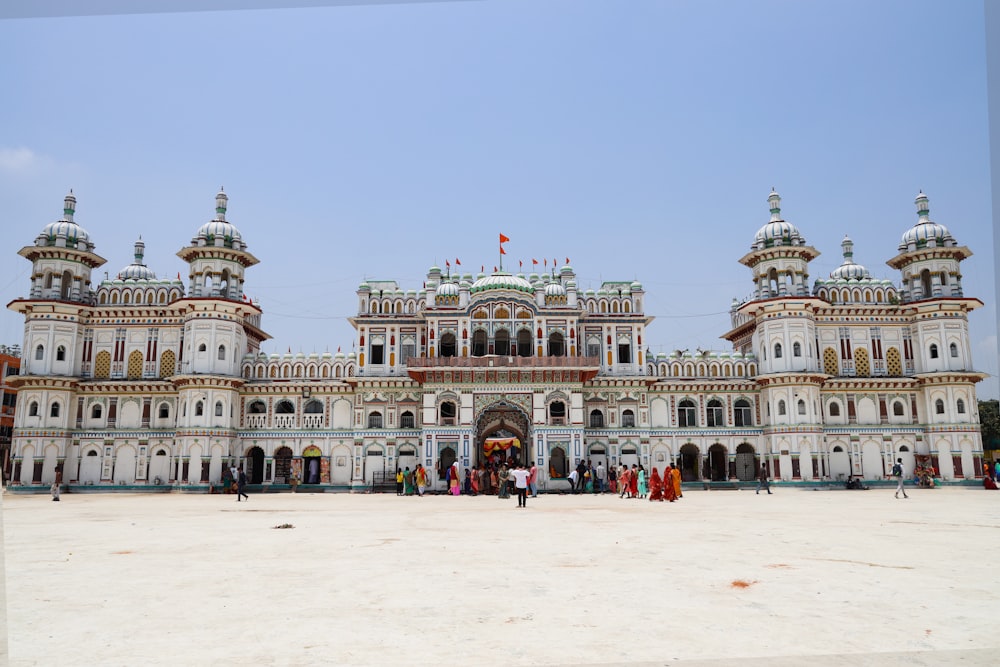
xmin=3 ymin=487 xmax=999 ymax=667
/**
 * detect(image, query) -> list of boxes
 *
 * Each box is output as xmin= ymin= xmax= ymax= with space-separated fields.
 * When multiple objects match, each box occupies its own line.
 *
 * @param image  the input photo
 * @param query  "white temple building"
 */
xmin=5 ymin=189 xmax=987 ymax=491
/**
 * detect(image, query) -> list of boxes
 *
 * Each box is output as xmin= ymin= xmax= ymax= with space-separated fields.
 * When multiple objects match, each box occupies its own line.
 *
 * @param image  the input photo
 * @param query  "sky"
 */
xmin=1 ymin=0 xmax=997 ymax=398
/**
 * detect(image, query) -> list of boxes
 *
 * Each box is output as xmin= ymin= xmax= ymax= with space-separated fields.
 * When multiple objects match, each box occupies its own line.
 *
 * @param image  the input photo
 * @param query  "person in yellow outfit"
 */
xmin=671 ymin=464 xmax=682 ymax=499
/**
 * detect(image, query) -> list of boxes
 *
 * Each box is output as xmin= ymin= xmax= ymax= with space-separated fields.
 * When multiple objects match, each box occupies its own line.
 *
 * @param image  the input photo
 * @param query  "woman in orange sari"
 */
xmin=663 ymin=465 xmax=677 ymax=502
xmin=648 ymin=467 xmax=663 ymax=501
xmin=671 ymin=464 xmax=683 ymax=500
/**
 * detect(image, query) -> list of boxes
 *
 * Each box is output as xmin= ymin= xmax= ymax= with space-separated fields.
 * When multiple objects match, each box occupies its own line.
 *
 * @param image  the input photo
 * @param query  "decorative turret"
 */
xmin=178 ymin=189 xmax=258 ymax=299
xmin=740 ymin=190 xmax=820 ymax=300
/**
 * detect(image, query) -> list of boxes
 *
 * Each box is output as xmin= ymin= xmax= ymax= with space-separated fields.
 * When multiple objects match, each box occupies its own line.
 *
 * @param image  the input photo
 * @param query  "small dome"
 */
xmin=470 ymin=272 xmax=535 ymax=294
xmin=437 ymin=282 xmax=460 ymax=297
xmin=193 ymin=189 xmax=246 ymax=249
xmin=829 ymin=236 xmax=871 ymax=281
xmin=544 ymin=282 xmax=566 ymax=296
xmin=630 ymin=281 xmax=643 ymax=291
xmin=751 ymin=190 xmax=805 ymax=249
xmin=118 ymin=238 xmax=157 ymax=281
xmin=38 ymin=191 xmax=93 ymax=250
xmin=899 ymin=192 xmax=955 ymax=250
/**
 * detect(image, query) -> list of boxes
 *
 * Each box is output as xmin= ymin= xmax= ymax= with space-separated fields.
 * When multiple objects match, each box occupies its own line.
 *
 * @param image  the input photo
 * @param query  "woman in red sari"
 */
xmin=648 ymin=467 xmax=663 ymax=501
xmin=628 ymin=465 xmax=639 ymax=499
xmin=663 ymin=465 xmax=677 ymax=502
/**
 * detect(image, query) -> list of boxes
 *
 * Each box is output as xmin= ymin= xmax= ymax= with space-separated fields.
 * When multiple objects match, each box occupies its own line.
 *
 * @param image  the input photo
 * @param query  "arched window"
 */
xmin=35 ymin=344 xmax=44 ymax=361
xmin=550 ymin=401 xmax=566 ymax=424
xmin=957 ymin=398 xmax=966 ymax=414
xmin=734 ymin=399 xmax=752 ymax=426
xmin=777 ymin=400 xmax=786 ymax=416
xmin=367 ymin=411 xmax=383 ymax=429
xmin=56 ymin=345 xmax=66 ymax=361
xmin=829 ymin=402 xmax=841 ymax=417
xmin=195 ymin=401 xmax=204 ymax=416
xmin=621 ymin=408 xmax=635 ymax=428
xmin=589 ymin=409 xmax=604 ymax=428
xmin=892 ymin=401 xmax=904 ymax=417
xmin=517 ymin=329 xmax=533 ymax=357
xmin=792 ymin=342 xmax=802 ymax=357
xmin=548 ymin=331 xmax=565 ymax=357
xmin=29 ymin=401 xmax=39 ymax=417
xmin=439 ymin=401 xmax=456 ymax=425
xmin=678 ymin=399 xmax=697 ymax=427
xmin=797 ymin=399 xmax=806 ymax=415
xmin=248 ymin=400 xmax=266 ymax=414
xmin=706 ymin=399 xmax=724 ymax=427
xmin=218 ymin=345 xmax=226 ymax=361
xmin=495 ymin=329 xmax=511 ymax=356
xmin=198 ymin=343 xmax=207 ymax=353
xmin=303 ymin=399 xmax=323 ymax=414
xmin=50 ymin=402 xmax=60 ymax=418
xmin=439 ymin=333 xmax=457 ymax=358
xmin=158 ymin=403 xmax=170 ymax=419
xmin=91 ymin=404 xmax=102 ymax=419
xmin=275 ymin=400 xmax=294 ymax=414
xmin=929 ymin=344 xmax=939 ymax=359
xmin=934 ymin=398 xmax=944 ymax=415
xmin=949 ymin=343 xmax=958 ymax=358
xmin=215 ymin=401 xmax=224 ymax=417
xmin=774 ymin=343 xmax=783 ymax=359
xmin=472 ymin=330 xmax=487 ymax=357
xmin=400 ymin=410 xmax=415 ymax=429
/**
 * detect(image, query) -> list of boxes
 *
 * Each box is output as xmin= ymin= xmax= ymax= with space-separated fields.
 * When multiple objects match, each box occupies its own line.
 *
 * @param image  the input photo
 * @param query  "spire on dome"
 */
xmin=134 ymin=237 xmax=146 ymax=265
xmin=841 ymin=235 xmax=854 ymax=262
xmin=768 ymin=189 xmax=781 ymax=222
xmin=915 ymin=190 xmax=930 ymax=223
xmin=64 ymin=190 xmax=76 ymax=221
xmin=215 ymin=187 xmax=228 ymax=221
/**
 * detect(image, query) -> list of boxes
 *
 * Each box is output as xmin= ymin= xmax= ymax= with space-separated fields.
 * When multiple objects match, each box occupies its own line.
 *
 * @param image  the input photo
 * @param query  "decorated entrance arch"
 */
xmin=475 ymin=400 xmax=531 ymax=467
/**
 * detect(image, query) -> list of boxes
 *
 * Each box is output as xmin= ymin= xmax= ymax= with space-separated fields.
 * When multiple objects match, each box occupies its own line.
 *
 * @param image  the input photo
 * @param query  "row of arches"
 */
xmin=97 ymin=286 xmax=183 ymax=306
xmin=367 ymin=299 xmax=420 ymax=315
xmin=242 ymin=361 xmax=357 ymax=379
xmin=582 ymin=298 xmax=635 ymax=314
xmin=815 ymin=285 xmax=897 ymax=305
xmin=647 ymin=360 xmax=757 ymax=378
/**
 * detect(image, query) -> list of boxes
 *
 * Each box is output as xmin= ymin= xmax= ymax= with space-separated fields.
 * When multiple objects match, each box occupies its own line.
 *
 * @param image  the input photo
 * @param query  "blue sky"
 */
xmin=1 ymin=0 xmax=996 ymax=398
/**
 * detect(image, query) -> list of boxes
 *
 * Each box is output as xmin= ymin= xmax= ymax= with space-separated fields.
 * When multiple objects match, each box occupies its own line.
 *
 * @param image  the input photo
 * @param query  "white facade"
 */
xmin=6 ymin=190 xmax=987 ymax=490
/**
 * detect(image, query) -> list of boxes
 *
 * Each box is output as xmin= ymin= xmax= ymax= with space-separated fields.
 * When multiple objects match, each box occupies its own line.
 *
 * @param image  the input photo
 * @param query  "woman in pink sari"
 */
xmin=449 ymin=462 xmax=461 ymax=495
xmin=648 ymin=468 xmax=663 ymax=502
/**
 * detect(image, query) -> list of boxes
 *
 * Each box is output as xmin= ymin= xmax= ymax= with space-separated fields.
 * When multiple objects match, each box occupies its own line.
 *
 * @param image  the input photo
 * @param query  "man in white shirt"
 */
xmin=596 ymin=462 xmax=607 ymax=493
xmin=567 ymin=468 xmax=579 ymax=494
xmin=510 ymin=462 xmax=531 ymax=508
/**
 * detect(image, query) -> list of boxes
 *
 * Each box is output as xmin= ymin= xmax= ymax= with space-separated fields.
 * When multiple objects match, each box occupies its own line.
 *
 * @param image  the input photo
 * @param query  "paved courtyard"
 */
xmin=3 ymin=486 xmax=999 ymax=666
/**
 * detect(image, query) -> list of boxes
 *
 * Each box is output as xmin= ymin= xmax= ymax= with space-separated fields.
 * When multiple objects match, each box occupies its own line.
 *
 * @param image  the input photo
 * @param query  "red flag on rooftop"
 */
xmin=519 ymin=260 xmax=523 ymax=269
xmin=544 ymin=259 xmax=547 ymax=267
xmin=445 ymin=260 xmax=450 ymax=267
xmin=566 ymin=257 xmax=570 ymax=264
xmin=455 ymin=258 xmax=461 ymax=266
xmin=499 ymin=233 xmax=510 ymax=243
xmin=532 ymin=258 xmax=538 ymax=266
xmin=493 ymin=266 xmax=497 ymax=272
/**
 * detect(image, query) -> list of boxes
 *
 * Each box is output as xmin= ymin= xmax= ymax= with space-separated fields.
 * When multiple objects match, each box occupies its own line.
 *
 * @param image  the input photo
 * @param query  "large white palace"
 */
xmin=5 ymin=189 xmax=988 ymax=491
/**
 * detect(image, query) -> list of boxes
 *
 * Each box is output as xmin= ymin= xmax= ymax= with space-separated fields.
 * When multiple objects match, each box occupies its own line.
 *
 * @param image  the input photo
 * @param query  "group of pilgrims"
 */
xmin=568 ymin=460 xmax=684 ymax=502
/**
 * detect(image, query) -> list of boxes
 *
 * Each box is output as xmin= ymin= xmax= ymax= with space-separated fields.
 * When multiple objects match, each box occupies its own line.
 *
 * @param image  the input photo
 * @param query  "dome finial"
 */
xmin=63 ymin=190 xmax=77 ymax=221
xmin=216 ymin=187 xmax=228 ymax=221
xmin=134 ymin=238 xmax=146 ymax=265
xmin=915 ymin=191 xmax=930 ymax=223
xmin=768 ymin=189 xmax=781 ymax=222
xmin=841 ymin=235 xmax=854 ymax=262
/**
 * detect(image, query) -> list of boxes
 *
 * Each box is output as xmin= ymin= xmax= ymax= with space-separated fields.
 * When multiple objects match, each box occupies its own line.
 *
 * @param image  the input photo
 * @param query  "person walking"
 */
xmin=994 ymin=460 xmax=999 ymax=482
xmin=637 ymin=465 xmax=648 ymax=499
xmin=528 ymin=462 xmax=538 ymax=498
xmin=596 ymin=461 xmax=607 ymax=494
xmin=892 ymin=458 xmax=909 ymax=499
xmin=237 ymin=467 xmax=249 ymax=502
xmin=395 ymin=467 xmax=404 ymax=496
xmin=575 ymin=460 xmax=587 ymax=493
xmin=671 ymin=463 xmax=683 ymax=500
xmin=756 ymin=464 xmax=771 ymax=495
xmin=510 ymin=462 xmax=531 ymax=508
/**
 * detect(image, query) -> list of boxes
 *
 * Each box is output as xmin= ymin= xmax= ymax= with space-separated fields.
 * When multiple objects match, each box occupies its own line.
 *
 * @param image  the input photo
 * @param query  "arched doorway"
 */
xmin=829 ymin=445 xmax=850 ymax=481
xmin=149 ymin=448 xmax=170 ymax=484
xmin=678 ymin=443 xmax=700 ymax=481
xmin=861 ymin=441 xmax=883 ymax=480
xmin=475 ymin=402 xmax=530 ymax=468
xmin=438 ymin=446 xmax=456 ymax=485
xmin=80 ymin=448 xmax=101 ymax=484
xmin=620 ymin=444 xmax=639 ymax=470
xmin=897 ymin=445 xmax=916 ymax=480
xmin=246 ymin=446 xmax=265 ymax=484
xmin=274 ymin=446 xmax=293 ymax=483
xmin=549 ymin=446 xmax=568 ymax=479
xmin=302 ymin=445 xmax=323 ymax=484
xmin=365 ymin=445 xmax=385 ymax=484
xmin=734 ymin=443 xmax=756 ymax=481
xmin=397 ymin=445 xmax=417 ymax=479
xmin=588 ymin=444 xmax=607 ymax=475
xmin=708 ymin=443 xmax=728 ymax=481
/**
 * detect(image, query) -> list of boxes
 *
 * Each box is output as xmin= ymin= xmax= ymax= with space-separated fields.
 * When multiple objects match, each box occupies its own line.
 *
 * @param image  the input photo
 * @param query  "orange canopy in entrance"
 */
xmin=483 ymin=437 xmax=521 ymax=457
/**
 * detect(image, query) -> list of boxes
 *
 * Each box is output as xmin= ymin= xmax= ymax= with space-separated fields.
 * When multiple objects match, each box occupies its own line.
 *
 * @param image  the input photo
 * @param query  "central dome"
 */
xmin=470 ymin=272 xmax=535 ymax=294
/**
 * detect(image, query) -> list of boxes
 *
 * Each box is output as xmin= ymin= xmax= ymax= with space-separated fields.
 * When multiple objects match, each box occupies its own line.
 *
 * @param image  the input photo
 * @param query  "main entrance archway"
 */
xmin=475 ymin=402 xmax=531 ymax=467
